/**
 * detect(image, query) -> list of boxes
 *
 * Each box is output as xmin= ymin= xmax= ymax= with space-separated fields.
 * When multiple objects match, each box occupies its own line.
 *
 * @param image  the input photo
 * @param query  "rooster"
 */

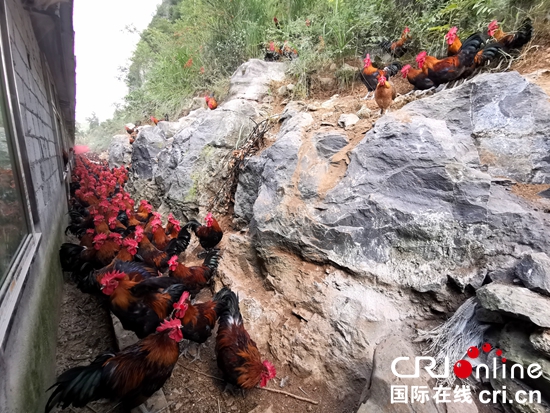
xmin=100 ymin=269 xmax=187 ymax=338
xmin=215 ymin=289 xmax=276 ymax=389
xmin=416 ymin=33 xmax=485 ymax=87
xmin=45 ymin=318 xmax=184 ymax=412
xmin=75 ymin=258 xmax=157 ymax=296
xmin=59 ymin=232 xmax=120 ymax=273
xmin=460 ymin=42 xmax=504 ymax=79
xmin=265 ymin=41 xmax=283 ymax=61
xmin=282 ymin=41 xmax=299 ymax=60
xmin=135 ymin=225 xmax=190 ymax=273
xmin=135 ymin=199 xmax=154 ymax=222
xmin=205 ymin=94 xmax=218 ymax=110
xmin=185 ymin=212 xmax=223 ymax=251
xmin=401 ymin=64 xmax=435 ymax=91
xmin=374 ymin=75 xmax=396 ymax=115
xmin=445 ymin=27 xmax=461 ymax=56
xmin=488 ymin=18 xmax=532 ymax=51
xmin=144 ymin=212 xmax=170 ymax=250
xmin=124 ymin=123 xmax=137 ymax=144
xmin=165 ymin=213 xmax=181 ymax=239
xmin=173 ymin=288 xmax=230 ymax=360
xmin=358 ymin=54 xmax=401 ymax=100
xmin=167 ymin=249 xmax=220 ymax=296
xmin=384 ymin=27 xmax=411 ymax=57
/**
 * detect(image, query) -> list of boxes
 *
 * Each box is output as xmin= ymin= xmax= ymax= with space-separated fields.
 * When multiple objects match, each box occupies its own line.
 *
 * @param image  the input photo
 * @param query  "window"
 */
xmin=0 ymin=0 xmax=40 ymax=347
xmin=0 ymin=96 xmax=28 ymax=281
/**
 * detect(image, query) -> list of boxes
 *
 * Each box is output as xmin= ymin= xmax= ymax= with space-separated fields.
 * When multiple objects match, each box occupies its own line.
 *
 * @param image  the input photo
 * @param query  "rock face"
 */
xmin=515 ymin=253 xmax=550 ymax=296
xmin=530 ymin=329 xmax=550 ymax=358
xmin=235 ymin=71 xmax=550 ymax=292
xmin=110 ymin=66 xmax=550 ymax=412
xmin=126 ymin=59 xmax=288 ymax=217
xmin=131 ymin=126 xmax=169 ymax=180
xmin=357 ymin=337 xmax=442 ymax=413
xmin=477 ymin=284 xmax=550 ymax=328
xmin=108 ymin=135 xmax=132 ymax=168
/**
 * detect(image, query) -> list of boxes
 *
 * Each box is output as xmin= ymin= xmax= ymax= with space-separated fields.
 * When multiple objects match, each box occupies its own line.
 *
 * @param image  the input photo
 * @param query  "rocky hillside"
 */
xmin=109 ymin=60 xmax=550 ymax=413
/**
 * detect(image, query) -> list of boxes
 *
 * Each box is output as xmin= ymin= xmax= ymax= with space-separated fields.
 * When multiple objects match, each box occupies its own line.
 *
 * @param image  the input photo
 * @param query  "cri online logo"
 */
xmin=391 ymin=342 xmax=543 ymax=381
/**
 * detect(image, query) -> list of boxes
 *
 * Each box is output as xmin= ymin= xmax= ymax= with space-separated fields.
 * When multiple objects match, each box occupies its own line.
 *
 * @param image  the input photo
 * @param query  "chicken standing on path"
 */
xmin=45 ymin=318 xmax=185 ymax=413
xmin=215 ymin=289 xmax=277 ymax=390
xmin=359 ymin=54 xmax=401 ymax=100
xmin=375 ymin=75 xmax=396 ymax=115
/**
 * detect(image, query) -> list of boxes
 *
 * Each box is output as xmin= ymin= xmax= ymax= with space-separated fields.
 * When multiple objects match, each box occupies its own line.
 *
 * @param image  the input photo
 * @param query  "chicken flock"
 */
xmin=48 ymin=155 xmax=276 ymax=412
xmin=360 ymin=19 xmax=533 ymax=114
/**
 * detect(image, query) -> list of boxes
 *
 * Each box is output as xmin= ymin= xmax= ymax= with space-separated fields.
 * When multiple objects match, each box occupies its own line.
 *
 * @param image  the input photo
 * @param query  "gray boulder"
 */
xmin=157 ymin=120 xmax=183 ymax=138
xmin=498 ymin=322 xmax=550 ymax=400
xmin=154 ymin=106 xmax=255 ymax=216
xmin=358 ymin=337 xmax=447 ymax=413
xmin=108 ymin=135 xmax=132 ymax=169
xmin=338 ymin=113 xmax=359 ymax=129
xmin=516 ymin=253 xmax=550 ymax=296
xmin=226 ymin=58 xmax=287 ymax=102
xmin=125 ymin=59 xmax=287 ymax=218
xmin=234 ymin=71 xmax=550 ymax=292
xmin=314 ymin=130 xmax=348 ymax=159
xmin=131 ymin=127 xmax=168 ymax=180
xmin=530 ymin=329 xmax=550 ymax=358
xmin=477 ymin=284 xmax=550 ymax=328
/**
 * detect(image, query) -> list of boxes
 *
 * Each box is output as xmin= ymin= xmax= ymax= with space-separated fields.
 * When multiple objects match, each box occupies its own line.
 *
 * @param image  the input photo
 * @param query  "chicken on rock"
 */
xmin=45 ymin=317 xmax=184 ymax=412
xmin=445 ymin=27 xmax=461 ymax=56
xmin=205 ymin=94 xmax=218 ymax=110
xmin=488 ymin=18 xmax=532 ymax=51
xmin=416 ymin=33 xmax=485 ymax=87
xmin=215 ymin=289 xmax=277 ymax=389
xmin=401 ymin=64 xmax=435 ymax=91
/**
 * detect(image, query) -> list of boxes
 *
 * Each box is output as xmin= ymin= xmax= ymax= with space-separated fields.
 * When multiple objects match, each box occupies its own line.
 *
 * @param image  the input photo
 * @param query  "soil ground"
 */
xmin=52 ymin=34 xmax=550 ymax=413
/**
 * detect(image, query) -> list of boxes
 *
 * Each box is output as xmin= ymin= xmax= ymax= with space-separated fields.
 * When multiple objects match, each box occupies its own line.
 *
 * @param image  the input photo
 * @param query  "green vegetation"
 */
xmin=77 ymin=0 xmax=548 ymax=151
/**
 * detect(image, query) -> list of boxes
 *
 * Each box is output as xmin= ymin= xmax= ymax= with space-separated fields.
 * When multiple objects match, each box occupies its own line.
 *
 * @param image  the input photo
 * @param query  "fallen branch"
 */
xmin=259 ymin=386 xmax=319 ymax=405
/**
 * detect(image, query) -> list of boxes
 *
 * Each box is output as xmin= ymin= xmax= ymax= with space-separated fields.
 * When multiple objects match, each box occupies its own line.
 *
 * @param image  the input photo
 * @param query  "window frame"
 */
xmin=0 ymin=0 xmax=41 ymax=349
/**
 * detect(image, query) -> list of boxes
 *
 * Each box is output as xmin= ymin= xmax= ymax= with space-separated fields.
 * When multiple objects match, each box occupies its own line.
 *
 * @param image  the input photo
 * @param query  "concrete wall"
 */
xmin=0 ymin=0 xmax=72 ymax=411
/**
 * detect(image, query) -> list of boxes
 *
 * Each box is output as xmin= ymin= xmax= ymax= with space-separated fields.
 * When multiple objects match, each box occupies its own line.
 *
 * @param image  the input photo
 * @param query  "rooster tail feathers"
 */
xmin=460 ymin=33 xmax=485 ymax=52
xmin=117 ymin=210 xmax=129 ymax=226
xmin=385 ymin=61 xmax=403 ymax=78
xmin=71 ymin=262 xmax=99 ymax=295
xmin=164 ymin=236 xmax=189 ymax=257
xmin=458 ymin=33 xmax=486 ymax=66
xmin=477 ymin=43 xmax=504 ymax=65
xmin=59 ymin=243 xmax=85 ymax=272
xmin=177 ymin=225 xmax=191 ymax=246
xmin=45 ymin=353 xmax=112 ymax=412
xmin=202 ymin=249 xmax=220 ymax=271
xmin=164 ymin=283 xmax=188 ymax=302
xmin=510 ymin=18 xmax=533 ymax=49
xmin=217 ymin=288 xmax=242 ymax=325
xmin=184 ymin=219 xmax=201 ymax=232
